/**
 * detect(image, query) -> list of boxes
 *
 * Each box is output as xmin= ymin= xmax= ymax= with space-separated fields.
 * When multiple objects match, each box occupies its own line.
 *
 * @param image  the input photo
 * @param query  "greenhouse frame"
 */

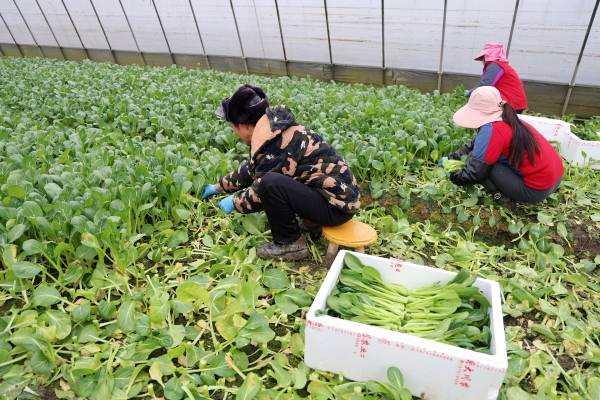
xmin=0 ymin=0 xmax=599 ymax=117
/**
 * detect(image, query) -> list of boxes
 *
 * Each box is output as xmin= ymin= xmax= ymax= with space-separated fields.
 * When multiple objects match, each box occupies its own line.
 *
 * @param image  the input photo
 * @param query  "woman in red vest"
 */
xmin=466 ymin=43 xmax=528 ymax=112
xmin=444 ymin=86 xmax=563 ymax=205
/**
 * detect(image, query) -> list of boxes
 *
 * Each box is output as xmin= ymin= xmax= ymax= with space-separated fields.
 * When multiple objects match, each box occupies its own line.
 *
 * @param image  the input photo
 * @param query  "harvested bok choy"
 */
xmin=443 ymin=159 xmax=466 ymax=173
xmin=326 ymin=253 xmax=492 ymax=353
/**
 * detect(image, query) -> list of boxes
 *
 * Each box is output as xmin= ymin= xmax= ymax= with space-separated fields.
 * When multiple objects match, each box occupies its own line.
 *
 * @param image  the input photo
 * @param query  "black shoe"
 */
xmin=257 ymin=236 xmax=310 ymax=261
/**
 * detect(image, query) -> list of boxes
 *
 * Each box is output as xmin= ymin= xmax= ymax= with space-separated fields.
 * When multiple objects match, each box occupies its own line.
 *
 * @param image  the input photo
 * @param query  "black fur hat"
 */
xmin=215 ymin=85 xmax=269 ymax=125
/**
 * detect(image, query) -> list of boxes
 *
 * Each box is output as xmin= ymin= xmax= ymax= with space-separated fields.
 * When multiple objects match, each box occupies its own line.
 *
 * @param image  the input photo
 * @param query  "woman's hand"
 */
xmin=218 ymin=196 xmax=235 ymax=214
xmin=201 ymin=184 xmax=220 ymax=199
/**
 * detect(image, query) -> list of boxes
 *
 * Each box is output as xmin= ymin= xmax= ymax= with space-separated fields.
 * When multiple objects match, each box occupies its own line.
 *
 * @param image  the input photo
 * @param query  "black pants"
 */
xmin=481 ymin=163 xmax=561 ymax=204
xmin=257 ymin=172 xmax=353 ymax=244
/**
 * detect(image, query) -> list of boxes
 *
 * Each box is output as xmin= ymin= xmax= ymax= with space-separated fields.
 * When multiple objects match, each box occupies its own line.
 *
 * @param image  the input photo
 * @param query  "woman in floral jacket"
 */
xmin=201 ymin=85 xmax=360 ymax=261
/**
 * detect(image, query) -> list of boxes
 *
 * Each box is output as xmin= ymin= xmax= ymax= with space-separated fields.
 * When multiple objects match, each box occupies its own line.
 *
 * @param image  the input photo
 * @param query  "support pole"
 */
xmin=151 ymin=0 xmax=176 ymax=65
xmin=275 ymin=0 xmax=290 ymax=76
xmin=561 ymin=0 xmax=599 ymax=116
xmin=0 ymin=8 xmax=24 ymax=57
xmin=381 ymin=0 xmax=385 ymax=84
xmin=188 ymin=0 xmax=210 ymax=69
xmin=506 ymin=0 xmax=520 ymax=58
xmin=273 ymin=0 xmax=288 ymax=76
xmin=89 ymin=0 xmax=117 ymax=63
xmin=437 ymin=0 xmax=448 ymax=91
xmin=34 ymin=0 xmax=66 ymax=59
xmin=229 ymin=0 xmax=248 ymax=74
xmin=12 ymin=0 xmax=41 ymax=56
xmin=61 ymin=0 xmax=89 ymax=59
xmin=117 ymin=0 xmax=146 ymax=65
xmin=323 ymin=0 xmax=333 ymax=65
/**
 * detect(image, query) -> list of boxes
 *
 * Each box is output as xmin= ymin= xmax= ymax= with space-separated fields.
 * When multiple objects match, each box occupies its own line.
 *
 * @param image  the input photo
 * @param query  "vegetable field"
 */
xmin=0 ymin=57 xmax=599 ymax=400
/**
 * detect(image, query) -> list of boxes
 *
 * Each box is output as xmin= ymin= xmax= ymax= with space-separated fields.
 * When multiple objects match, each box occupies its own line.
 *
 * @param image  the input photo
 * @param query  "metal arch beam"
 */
xmin=60 ymin=0 xmax=90 ymax=59
xmin=11 ymin=0 xmax=41 ymax=57
xmin=188 ymin=0 xmax=210 ymax=69
xmin=229 ymin=0 xmax=248 ymax=74
xmin=437 ymin=0 xmax=448 ymax=91
xmin=506 ymin=0 xmax=520 ymax=58
xmin=0 ymin=8 xmax=24 ymax=57
xmin=88 ymin=0 xmax=117 ymax=64
xmin=150 ymin=0 xmax=176 ymax=65
xmin=561 ymin=0 xmax=599 ymax=116
xmin=323 ymin=0 xmax=333 ymax=65
xmin=33 ymin=0 xmax=66 ymax=59
xmin=381 ymin=0 xmax=385 ymax=68
xmin=381 ymin=0 xmax=385 ymax=83
xmin=273 ymin=0 xmax=288 ymax=76
xmin=117 ymin=0 xmax=146 ymax=65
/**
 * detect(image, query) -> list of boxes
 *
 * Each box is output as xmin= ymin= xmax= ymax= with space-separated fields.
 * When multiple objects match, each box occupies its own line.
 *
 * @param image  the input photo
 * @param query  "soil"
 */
xmin=361 ymin=193 xmax=404 ymax=209
xmin=570 ymin=223 xmax=600 ymax=259
xmin=503 ymin=315 xmax=520 ymax=327
xmin=408 ymin=201 xmax=432 ymax=220
xmin=362 ymin=190 xmax=600 ymax=260
xmin=0 ymin=298 xmax=24 ymax=314
xmin=504 ymin=311 xmax=538 ymax=329
xmin=557 ymin=355 xmax=576 ymax=371
xmin=37 ymin=386 xmax=58 ymax=400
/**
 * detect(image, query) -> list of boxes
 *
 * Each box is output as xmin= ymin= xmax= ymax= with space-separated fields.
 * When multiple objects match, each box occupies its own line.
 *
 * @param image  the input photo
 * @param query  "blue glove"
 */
xmin=218 ymin=196 xmax=235 ymax=214
xmin=201 ymin=184 xmax=219 ymax=199
xmin=437 ymin=156 xmax=448 ymax=167
xmin=464 ymin=89 xmax=471 ymax=97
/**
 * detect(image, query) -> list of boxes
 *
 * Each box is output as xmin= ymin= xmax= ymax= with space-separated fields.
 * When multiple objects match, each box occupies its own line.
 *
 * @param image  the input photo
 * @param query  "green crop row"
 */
xmin=0 ymin=57 xmax=599 ymax=400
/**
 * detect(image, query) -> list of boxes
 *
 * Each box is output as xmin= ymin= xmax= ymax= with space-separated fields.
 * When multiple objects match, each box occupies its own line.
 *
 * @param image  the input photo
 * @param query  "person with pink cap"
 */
xmin=443 ymin=86 xmax=563 ymax=205
xmin=466 ymin=43 xmax=528 ymax=112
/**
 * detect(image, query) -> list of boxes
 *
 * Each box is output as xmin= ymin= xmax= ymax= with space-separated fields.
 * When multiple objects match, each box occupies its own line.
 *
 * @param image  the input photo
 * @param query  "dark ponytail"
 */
xmin=223 ymin=85 xmax=269 ymax=125
xmin=502 ymin=103 xmax=540 ymax=166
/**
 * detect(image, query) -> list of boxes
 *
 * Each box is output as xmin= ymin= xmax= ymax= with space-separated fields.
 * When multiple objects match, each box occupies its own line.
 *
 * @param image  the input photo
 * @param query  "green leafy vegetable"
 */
xmin=443 ymin=159 xmax=465 ymax=173
xmin=0 ymin=56 xmax=597 ymax=400
xmin=326 ymin=254 xmax=491 ymax=352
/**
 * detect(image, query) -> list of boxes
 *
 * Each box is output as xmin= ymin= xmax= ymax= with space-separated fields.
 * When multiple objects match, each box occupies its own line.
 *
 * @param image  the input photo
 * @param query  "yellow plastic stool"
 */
xmin=322 ymin=220 xmax=378 ymax=265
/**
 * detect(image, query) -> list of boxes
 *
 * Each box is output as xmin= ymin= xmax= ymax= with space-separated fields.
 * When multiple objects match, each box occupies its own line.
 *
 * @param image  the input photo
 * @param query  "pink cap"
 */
xmin=453 ymin=86 xmax=505 ymax=129
xmin=474 ymin=43 xmax=507 ymax=62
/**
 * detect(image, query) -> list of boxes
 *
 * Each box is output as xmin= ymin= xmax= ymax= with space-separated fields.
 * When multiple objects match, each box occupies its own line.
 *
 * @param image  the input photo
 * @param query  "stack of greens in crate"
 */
xmin=326 ymin=254 xmax=492 ymax=353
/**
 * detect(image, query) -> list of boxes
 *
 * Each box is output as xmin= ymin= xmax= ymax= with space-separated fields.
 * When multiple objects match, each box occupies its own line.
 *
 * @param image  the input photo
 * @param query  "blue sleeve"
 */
xmin=468 ymin=64 xmax=505 ymax=95
xmin=478 ymin=63 xmax=505 ymax=86
xmin=471 ymin=124 xmax=493 ymax=162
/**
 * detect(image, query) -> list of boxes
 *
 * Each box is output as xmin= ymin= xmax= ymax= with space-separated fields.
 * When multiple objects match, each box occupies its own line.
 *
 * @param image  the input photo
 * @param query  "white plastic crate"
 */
xmin=304 ymin=250 xmax=507 ymax=400
xmin=519 ymin=115 xmax=600 ymax=169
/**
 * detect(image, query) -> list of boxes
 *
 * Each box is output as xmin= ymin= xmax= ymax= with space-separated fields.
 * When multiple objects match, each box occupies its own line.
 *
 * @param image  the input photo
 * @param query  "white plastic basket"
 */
xmin=304 ymin=250 xmax=507 ymax=400
xmin=520 ymin=115 xmax=600 ymax=169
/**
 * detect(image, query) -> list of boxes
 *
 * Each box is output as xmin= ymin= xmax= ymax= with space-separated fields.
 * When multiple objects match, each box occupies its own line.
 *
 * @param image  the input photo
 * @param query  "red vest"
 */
xmin=487 ymin=61 xmax=528 ymax=111
xmin=484 ymin=121 xmax=564 ymax=190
